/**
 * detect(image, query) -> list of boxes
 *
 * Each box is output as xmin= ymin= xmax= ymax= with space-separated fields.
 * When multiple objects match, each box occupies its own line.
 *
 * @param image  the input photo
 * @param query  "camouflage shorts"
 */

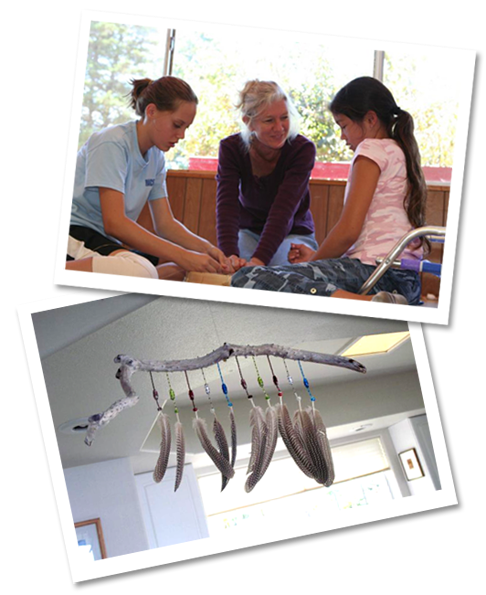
xmin=230 ymin=257 xmax=422 ymax=304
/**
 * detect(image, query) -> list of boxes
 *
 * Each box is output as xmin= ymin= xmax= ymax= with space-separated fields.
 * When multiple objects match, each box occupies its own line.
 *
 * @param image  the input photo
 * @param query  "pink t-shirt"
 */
xmin=344 ymin=138 xmax=422 ymax=265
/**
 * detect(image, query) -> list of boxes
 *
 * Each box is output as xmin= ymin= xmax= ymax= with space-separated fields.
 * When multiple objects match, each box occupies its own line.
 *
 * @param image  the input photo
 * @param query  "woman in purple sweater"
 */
xmin=216 ymin=80 xmax=318 ymax=267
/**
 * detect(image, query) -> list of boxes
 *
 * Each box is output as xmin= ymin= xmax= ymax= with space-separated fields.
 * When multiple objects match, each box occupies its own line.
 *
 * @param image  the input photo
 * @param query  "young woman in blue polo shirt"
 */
xmin=67 ymin=76 xmax=233 ymax=279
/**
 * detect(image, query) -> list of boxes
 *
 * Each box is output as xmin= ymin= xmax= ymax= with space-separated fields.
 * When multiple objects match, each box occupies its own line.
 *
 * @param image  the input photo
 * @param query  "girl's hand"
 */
xmin=228 ymin=254 xmax=247 ymax=272
xmin=179 ymin=250 xmax=224 ymax=274
xmin=288 ymin=243 xmax=315 ymax=263
xmin=206 ymin=245 xmax=236 ymax=273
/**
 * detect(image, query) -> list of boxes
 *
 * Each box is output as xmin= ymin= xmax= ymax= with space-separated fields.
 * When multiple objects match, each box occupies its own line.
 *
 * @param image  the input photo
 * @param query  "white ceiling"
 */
xmin=32 ymin=294 xmax=423 ymax=474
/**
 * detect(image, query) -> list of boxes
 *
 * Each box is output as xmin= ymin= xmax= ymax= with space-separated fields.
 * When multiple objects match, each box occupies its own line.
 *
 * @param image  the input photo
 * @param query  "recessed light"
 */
xmin=58 ymin=417 xmax=90 ymax=435
xmin=352 ymin=424 xmax=372 ymax=432
xmin=341 ymin=331 xmax=410 ymax=358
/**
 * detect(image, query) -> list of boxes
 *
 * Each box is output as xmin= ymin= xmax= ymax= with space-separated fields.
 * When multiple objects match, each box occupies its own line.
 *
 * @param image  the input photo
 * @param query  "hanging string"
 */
xmin=149 ymin=371 xmax=161 ymax=411
xmin=201 ymin=368 xmax=215 ymax=414
xmin=149 ymin=371 xmax=167 ymax=412
xmin=164 ymin=372 xmax=180 ymax=419
xmin=252 ymin=356 xmax=271 ymax=404
xmin=184 ymin=370 xmax=198 ymax=415
xmin=235 ymin=356 xmax=255 ymax=405
xmin=266 ymin=355 xmax=283 ymax=403
xmin=283 ymin=359 xmax=303 ymax=410
xmin=298 ymin=361 xmax=316 ymax=406
xmin=216 ymin=363 xmax=233 ymax=408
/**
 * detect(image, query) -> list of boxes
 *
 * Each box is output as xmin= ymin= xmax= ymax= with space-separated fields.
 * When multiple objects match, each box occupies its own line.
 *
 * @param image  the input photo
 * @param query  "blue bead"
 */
xmin=222 ymin=383 xmax=228 ymax=394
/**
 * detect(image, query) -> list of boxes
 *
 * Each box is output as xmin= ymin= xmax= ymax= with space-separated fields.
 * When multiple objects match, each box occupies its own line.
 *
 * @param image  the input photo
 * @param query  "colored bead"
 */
xmin=169 ymin=388 xmax=175 ymax=400
xmin=189 ymin=389 xmax=194 ymax=399
xmin=241 ymin=378 xmax=247 ymax=389
xmin=278 ymin=391 xmax=283 ymax=397
xmin=222 ymin=383 xmax=228 ymax=395
xmin=304 ymin=378 xmax=310 ymax=388
xmin=258 ymin=376 xmax=264 ymax=388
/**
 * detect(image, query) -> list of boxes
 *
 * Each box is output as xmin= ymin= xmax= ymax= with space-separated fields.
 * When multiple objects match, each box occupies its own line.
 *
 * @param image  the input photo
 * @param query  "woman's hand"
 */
xmin=288 ymin=243 xmax=315 ymax=263
xmin=246 ymin=257 xmax=265 ymax=267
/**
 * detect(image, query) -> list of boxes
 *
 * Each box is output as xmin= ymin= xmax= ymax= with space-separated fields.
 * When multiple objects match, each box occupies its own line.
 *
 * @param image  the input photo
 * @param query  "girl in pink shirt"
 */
xmin=231 ymin=76 xmax=429 ymax=305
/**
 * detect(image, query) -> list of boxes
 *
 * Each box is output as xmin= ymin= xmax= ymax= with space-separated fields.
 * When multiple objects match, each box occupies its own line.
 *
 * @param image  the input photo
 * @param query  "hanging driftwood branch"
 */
xmin=113 ymin=343 xmax=366 ymax=375
xmin=85 ymin=343 xmax=366 ymax=446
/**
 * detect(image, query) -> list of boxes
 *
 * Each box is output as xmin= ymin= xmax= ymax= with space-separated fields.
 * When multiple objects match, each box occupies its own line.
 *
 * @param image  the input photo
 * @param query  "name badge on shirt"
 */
xmin=145 ymin=179 xmax=155 ymax=186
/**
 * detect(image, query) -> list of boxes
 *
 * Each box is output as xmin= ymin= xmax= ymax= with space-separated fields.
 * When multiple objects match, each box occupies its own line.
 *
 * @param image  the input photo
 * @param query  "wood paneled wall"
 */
xmin=166 ymin=170 xmax=449 ymax=299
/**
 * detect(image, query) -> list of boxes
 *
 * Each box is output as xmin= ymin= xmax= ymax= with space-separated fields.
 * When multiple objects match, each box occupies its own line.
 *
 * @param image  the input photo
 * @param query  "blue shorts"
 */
xmin=231 ymin=257 xmax=422 ymax=304
xmin=238 ymin=229 xmax=319 ymax=266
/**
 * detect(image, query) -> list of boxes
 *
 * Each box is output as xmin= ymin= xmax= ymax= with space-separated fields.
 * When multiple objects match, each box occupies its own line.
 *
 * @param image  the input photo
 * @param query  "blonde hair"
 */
xmin=236 ymin=80 xmax=300 ymax=147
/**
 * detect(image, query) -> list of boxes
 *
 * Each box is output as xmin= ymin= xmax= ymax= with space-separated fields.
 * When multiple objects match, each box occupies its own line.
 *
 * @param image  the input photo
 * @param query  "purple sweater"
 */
xmin=216 ymin=133 xmax=316 ymax=264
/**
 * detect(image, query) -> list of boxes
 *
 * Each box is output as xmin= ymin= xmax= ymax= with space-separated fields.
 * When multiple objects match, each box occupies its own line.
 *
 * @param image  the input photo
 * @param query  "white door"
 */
xmin=135 ymin=464 xmax=209 ymax=549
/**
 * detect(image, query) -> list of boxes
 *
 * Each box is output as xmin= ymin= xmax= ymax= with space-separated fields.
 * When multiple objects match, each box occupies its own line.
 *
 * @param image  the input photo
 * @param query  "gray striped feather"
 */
xmin=193 ymin=417 xmax=235 ymax=479
xmin=247 ymin=406 xmax=267 ymax=474
xmin=296 ymin=409 xmax=329 ymax=485
xmin=213 ymin=416 xmax=231 ymax=491
xmin=308 ymin=407 xmax=335 ymax=487
xmin=153 ymin=413 xmax=171 ymax=483
xmin=229 ymin=406 xmax=237 ymax=470
xmin=276 ymin=403 xmax=316 ymax=479
xmin=174 ymin=421 xmax=185 ymax=492
xmin=245 ymin=406 xmax=278 ymax=493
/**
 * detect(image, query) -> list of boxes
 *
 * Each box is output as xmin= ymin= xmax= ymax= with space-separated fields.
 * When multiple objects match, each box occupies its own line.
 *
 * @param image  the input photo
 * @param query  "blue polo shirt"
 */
xmin=71 ymin=121 xmax=168 ymax=242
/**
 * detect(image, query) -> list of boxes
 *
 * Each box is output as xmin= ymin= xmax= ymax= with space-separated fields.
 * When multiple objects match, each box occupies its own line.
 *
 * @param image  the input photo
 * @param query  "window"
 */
xmin=197 ymin=436 xmax=400 ymax=538
xmin=171 ymin=25 xmax=375 ymax=169
xmin=80 ymin=19 xmax=466 ymax=183
xmin=382 ymin=47 xmax=466 ymax=183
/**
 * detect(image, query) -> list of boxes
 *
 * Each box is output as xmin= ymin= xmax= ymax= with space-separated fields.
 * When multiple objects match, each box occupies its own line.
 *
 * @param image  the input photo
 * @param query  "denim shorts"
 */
xmin=231 ymin=257 xmax=422 ymax=304
xmin=238 ymin=229 xmax=319 ymax=266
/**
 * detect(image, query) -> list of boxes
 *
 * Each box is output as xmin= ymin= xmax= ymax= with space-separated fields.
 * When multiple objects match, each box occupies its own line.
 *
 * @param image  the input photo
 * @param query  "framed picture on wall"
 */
xmin=399 ymin=448 xmax=425 ymax=481
xmin=41 ymin=519 xmax=107 ymax=560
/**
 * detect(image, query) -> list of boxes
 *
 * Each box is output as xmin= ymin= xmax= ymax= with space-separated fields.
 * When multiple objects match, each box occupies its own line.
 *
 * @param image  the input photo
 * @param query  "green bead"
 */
xmin=169 ymin=388 xmax=175 ymax=400
xmin=258 ymin=376 xmax=264 ymax=388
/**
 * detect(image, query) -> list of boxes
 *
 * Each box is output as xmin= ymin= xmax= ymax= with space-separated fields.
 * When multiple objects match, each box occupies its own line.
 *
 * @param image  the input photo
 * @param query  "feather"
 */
xmin=277 ymin=403 xmax=316 ymax=479
xmin=297 ymin=408 xmax=329 ymax=485
xmin=193 ymin=417 xmax=235 ymax=479
xmin=245 ymin=405 xmax=278 ymax=493
xmin=229 ymin=406 xmax=237 ymax=470
xmin=247 ymin=406 xmax=267 ymax=474
xmin=153 ymin=413 xmax=171 ymax=483
xmin=308 ymin=407 xmax=335 ymax=487
xmin=213 ymin=416 xmax=230 ymax=491
xmin=174 ymin=421 xmax=185 ymax=492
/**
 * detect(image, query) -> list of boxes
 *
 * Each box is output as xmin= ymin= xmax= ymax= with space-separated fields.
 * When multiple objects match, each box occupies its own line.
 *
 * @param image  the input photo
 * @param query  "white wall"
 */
xmin=64 ymin=458 xmax=149 ymax=558
xmin=389 ymin=415 xmax=438 ymax=495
